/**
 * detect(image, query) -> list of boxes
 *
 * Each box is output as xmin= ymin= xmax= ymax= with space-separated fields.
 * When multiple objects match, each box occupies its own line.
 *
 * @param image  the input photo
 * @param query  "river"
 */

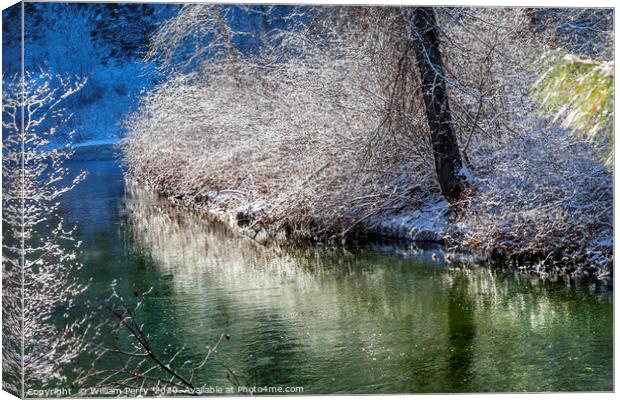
xmin=59 ymin=155 xmax=612 ymax=394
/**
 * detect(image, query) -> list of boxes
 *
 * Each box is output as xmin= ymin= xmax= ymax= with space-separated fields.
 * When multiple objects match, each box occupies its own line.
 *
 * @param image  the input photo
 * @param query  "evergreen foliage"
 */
xmin=534 ymin=51 xmax=614 ymax=165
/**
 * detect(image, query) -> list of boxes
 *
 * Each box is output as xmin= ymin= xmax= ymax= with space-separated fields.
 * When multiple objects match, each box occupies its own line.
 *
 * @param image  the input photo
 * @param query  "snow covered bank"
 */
xmin=127 ymin=125 xmax=612 ymax=286
xmin=133 ymin=169 xmax=611 ymax=287
xmin=453 ymin=130 xmax=613 ymax=285
xmin=365 ymin=200 xmax=451 ymax=242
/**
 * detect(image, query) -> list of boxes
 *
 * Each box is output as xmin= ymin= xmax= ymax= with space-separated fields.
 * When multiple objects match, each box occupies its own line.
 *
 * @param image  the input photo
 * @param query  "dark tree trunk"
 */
xmin=408 ymin=8 xmax=467 ymax=202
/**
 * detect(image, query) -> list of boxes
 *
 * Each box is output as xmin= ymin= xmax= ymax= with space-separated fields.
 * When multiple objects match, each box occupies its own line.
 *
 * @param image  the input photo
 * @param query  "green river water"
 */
xmin=58 ymin=157 xmax=612 ymax=394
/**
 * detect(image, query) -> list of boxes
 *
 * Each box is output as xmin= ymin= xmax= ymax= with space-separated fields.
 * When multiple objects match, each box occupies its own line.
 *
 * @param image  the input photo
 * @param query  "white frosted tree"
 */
xmin=2 ymin=72 xmax=88 ymax=392
xmin=146 ymin=4 xmax=239 ymax=74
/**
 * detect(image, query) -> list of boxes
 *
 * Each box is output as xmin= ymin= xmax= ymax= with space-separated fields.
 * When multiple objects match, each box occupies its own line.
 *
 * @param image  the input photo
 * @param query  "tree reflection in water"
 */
xmin=447 ymin=274 xmax=476 ymax=391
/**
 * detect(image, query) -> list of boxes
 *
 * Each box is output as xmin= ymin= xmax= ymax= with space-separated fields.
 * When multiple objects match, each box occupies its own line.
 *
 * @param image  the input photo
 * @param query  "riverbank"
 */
xmin=124 ymin=136 xmax=613 ymax=288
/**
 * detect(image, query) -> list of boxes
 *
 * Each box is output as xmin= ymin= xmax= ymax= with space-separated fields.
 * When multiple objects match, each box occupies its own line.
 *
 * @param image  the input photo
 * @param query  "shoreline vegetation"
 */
xmin=122 ymin=6 xmax=612 ymax=285
xmin=123 ymin=129 xmax=612 ymax=286
xmin=123 ymin=168 xmax=613 ymax=286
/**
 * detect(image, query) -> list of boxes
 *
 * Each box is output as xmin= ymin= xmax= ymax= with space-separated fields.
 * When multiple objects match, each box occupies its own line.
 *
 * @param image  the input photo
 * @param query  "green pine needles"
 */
xmin=533 ymin=50 xmax=614 ymax=166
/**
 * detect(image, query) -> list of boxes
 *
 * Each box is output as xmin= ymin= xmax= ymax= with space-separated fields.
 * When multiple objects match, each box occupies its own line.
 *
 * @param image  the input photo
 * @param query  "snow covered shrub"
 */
xmin=125 ymin=5 xmax=613 ymax=269
xmin=455 ymin=128 xmax=613 ymax=276
xmin=125 ymin=7 xmax=444 ymax=240
xmin=125 ymin=6 xmax=541 ymax=238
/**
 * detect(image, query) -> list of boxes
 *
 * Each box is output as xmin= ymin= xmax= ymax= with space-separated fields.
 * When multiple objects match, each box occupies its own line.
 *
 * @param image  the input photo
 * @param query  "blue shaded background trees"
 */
xmin=2 ymin=3 xmax=302 ymax=144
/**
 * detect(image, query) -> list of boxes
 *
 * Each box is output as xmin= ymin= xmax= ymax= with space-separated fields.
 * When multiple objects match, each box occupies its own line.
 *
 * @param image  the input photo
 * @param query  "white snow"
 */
xmin=366 ymin=199 xmax=451 ymax=242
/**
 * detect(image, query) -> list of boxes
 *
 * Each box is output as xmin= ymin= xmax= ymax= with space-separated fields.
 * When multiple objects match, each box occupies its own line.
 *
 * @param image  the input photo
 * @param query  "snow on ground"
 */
xmin=366 ymin=200 xmax=451 ymax=242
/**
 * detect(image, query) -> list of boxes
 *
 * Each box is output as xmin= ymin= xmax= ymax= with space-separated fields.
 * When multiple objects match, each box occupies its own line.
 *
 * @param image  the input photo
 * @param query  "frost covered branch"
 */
xmin=2 ymin=72 xmax=89 ymax=391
